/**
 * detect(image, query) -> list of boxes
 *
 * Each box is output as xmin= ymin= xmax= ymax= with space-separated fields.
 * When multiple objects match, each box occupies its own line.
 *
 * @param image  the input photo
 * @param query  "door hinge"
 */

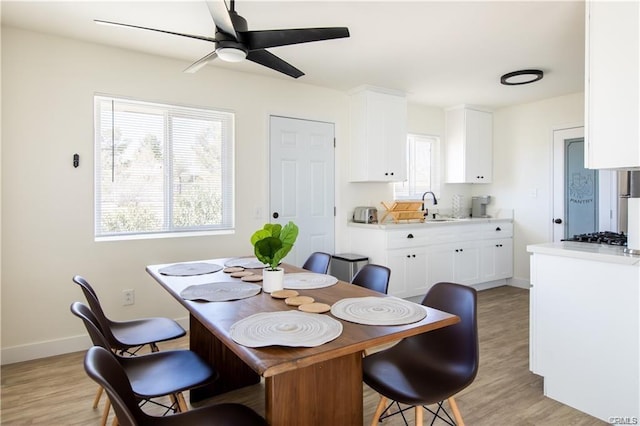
xmin=334 ymin=206 xmax=337 ymax=216
xmin=334 ymin=137 xmax=336 ymax=148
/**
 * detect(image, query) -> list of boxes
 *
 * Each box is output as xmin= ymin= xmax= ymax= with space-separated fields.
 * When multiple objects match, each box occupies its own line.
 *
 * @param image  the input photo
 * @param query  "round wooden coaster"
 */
xmin=241 ymin=274 xmax=263 ymax=282
xmin=223 ymin=266 xmax=245 ymax=273
xmin=231 ymin=271 xmax=254 ymax=278
xmin=298 ymin=302 xmax=331 ymax=314
xmin=271 ymin=289 xmax=299 ymax=299
xmin=285 ymin=296 xmax=315 ymax=306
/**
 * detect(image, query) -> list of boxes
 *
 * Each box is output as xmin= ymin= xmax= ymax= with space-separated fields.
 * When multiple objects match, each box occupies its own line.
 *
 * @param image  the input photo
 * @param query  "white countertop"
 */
xmin=349 ymin=217 xmax=512 ymax=230
xmin=527 ymin=241 xmax=640 ymax=265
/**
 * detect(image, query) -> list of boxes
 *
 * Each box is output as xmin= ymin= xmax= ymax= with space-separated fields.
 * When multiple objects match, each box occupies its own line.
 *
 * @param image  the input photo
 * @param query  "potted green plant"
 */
xmin=251 ymin=221 xmax=299 ymax=292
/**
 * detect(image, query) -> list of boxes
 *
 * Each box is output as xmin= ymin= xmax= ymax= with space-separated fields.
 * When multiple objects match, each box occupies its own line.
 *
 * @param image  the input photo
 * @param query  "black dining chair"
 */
xmin=72 ymin=275 xmax=186 ymax=355
xmin=362 ymin=282 xmax=479 ymax=426
xmin=71 ymin=302 xmax=217 ymax=425
xmin=302 ymin=252 xmax=332 ymax=274
xmin=351 ymin=264 xmax=391 ymax=294
xmin=73 ymin=275 xmax=187 ymax=418
xmin=84 ymin=346 xmax=267 ymax=426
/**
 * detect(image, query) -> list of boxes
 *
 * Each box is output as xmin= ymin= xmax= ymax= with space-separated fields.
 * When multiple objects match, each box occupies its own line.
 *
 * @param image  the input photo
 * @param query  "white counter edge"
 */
xmin=527 ymin=242 xmax=640 ymax=266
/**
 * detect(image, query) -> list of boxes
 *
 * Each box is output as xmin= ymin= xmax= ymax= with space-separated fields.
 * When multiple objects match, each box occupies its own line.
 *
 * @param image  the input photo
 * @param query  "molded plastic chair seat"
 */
xmin=363 ymin=282 xmax=478 ymax=426
xmin=302 ymin=252 xmax=332 ymax=274
xmin=351 ymin=263 xmax=391 ymax=294
xmin=71 ymin=302 xmax=217 ymax=417
xmin=73 ymin=275 xmax=185 ymax=353
xmin=84 ymin=346 xmax=267 ymax=426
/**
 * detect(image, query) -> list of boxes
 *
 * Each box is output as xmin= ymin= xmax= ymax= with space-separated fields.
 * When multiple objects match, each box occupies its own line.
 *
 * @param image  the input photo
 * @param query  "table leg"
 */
xmin=265 ymin=352 xmax=363 ymax=425
xmin=189 ymin=314 xmax=261 ymax=402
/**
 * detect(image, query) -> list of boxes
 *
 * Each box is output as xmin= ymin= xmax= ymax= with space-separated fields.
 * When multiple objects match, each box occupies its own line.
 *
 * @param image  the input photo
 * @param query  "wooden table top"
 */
xmin=146 ymin=258 xmax=460 ymax=378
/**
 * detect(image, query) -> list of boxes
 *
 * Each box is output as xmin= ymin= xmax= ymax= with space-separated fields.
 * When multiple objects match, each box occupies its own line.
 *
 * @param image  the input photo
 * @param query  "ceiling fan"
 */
xmin=95 ymin=0 xmax=350 ymax=79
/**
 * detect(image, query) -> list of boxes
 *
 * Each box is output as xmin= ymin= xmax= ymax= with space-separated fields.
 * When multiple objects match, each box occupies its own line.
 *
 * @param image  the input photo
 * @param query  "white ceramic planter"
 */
xmin=262 ymin=268 xmax=284 ymax=293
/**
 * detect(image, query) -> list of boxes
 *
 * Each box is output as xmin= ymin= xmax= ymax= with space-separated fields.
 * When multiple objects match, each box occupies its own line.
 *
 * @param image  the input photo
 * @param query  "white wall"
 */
xmin=479 ymin=93 xmax=585 ymax=284
xmin=0 ymin=27 xmax=354 ymax=363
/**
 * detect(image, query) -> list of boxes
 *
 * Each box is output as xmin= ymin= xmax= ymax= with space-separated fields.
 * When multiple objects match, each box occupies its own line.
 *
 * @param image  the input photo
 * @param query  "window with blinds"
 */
xmin=94 ymin=96 xmax=234 ymax=239
xmin=393 ymin=134 xmax=441 ymax=199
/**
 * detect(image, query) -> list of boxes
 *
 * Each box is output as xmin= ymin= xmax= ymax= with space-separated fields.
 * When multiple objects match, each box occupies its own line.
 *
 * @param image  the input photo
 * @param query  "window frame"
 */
xmin=93 ymin=95 xmax=235 ymax=241
xmin=393 ymin=133 xmax=441 ymax=200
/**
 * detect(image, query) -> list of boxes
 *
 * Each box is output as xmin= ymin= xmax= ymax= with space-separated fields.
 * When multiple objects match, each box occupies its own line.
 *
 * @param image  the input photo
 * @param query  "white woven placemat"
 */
xmin=180 ymin=282 xmax=262 ymax=302
xmin=330 ymin=296 xmax=427 ymax=326
xmin=224 ymin=257 xmax=266 ymax=269
xmin=283 ymin=273 xmax=338 ymax=290
xmin=230 ymin=311 xmax=343 ymax=348
xmin=158 ymin=262 xmax=222 ymax=276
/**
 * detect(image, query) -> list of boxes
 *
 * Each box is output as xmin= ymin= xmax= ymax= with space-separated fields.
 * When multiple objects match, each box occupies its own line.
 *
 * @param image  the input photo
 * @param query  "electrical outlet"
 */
xmin=122 ymin=289 xmax=135 ymax=306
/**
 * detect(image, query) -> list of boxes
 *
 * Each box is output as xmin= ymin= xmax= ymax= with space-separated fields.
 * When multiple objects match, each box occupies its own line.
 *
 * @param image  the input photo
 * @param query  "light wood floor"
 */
xmin=1 ymin=286 xmax=605 ymax=425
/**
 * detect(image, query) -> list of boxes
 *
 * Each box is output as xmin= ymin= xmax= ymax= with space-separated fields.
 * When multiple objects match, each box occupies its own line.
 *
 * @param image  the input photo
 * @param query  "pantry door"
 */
xmin=552 ymin=126 xmax=615 ymax=242
xmin=269 ymin=116 xmax=335 ymax=267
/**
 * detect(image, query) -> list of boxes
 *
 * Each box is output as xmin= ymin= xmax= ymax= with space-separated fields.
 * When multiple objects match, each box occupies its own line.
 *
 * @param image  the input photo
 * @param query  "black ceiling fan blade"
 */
xmin=242 ymin=27 xmax=350 ymax=50
xmin=246 ymin=50 xmax=304 ymax=79
xmin=184 ymin=51 xmax=218 ymax=73
xmin=205 ymin=0 xmax=238 ymax=39
xmin=94 ymin=19 xmax=217 ymax=43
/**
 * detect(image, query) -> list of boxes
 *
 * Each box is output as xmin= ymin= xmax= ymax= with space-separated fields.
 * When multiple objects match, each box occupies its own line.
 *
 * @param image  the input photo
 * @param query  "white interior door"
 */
xmin=270 ymin=116 xmax=335 ymax=267
xmin=552 ymin=126 xmax=616 ymax=242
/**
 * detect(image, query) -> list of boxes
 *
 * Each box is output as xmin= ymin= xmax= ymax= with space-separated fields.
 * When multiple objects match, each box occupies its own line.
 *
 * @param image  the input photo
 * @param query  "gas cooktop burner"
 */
xmin=562 ymin=231 xmax=627 ymax=246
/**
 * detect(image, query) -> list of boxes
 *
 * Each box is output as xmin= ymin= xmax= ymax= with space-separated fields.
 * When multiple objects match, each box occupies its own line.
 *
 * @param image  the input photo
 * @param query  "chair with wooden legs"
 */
xmin=71 ymin=302 xmax=217 ymax=425
xmin=362 ymin=282 xmax=479 ymax=426
xmin=84 ymin=346 xmax=267 ymax=426
xmin=302 ymin=252 xmax=332 ymax=274
xmin=72 ymin=275 xmax=186 ymax=355
xmin=73 ymin=275 xmax=187 ymax=422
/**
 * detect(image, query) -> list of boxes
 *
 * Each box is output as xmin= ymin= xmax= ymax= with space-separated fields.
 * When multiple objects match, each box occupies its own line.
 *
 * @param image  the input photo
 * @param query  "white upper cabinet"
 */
xmin=445 ymin=106 xmax=493 ymax=183
xmin=349 ymin=87 xmax=407 ymax=182
xmin=585 ymin=1 xmax=640 ymax=169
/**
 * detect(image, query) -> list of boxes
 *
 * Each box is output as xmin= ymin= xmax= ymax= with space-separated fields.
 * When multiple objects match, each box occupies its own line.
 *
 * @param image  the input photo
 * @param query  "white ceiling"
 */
xmin=1 ymin=0 xmax=586 ymax=109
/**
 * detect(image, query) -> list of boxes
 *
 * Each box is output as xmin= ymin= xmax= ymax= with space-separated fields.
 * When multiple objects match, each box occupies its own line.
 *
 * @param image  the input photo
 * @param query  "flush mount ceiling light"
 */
xmin=216 ymin=47 xmax=248 ymax=63
xmin=500 ymin=69 xmax=544 ymax=85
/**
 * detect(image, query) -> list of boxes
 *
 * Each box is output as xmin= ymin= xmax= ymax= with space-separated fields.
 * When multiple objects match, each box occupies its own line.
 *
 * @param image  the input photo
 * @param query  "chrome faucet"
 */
xmin=421 ymin=191 xmax=438 ymax=211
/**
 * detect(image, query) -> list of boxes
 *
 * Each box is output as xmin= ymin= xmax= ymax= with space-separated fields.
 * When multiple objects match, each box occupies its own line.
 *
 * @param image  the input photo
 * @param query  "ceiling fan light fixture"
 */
xmin=500 ymin=69 xmax=544 ymax=85
xmin=216 ymin=47 xmax=247 ymax=63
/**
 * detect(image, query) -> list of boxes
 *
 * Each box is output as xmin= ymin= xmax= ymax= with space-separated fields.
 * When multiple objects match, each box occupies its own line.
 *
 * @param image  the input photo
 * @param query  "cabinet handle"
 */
xmin=406 ymin=254 xmax=411 ymax=258
xmin=407 ymin=234 xmax=414 ymax=239
xmin=384 ymin=172 xmax=389 ymax=176
xmin=412 ymin=254 xmax=416 ymax=258
xmin=496 ymin=227 xmax=501 ymax=231
xmin=390 ymin=172 xmax=394 ymax=176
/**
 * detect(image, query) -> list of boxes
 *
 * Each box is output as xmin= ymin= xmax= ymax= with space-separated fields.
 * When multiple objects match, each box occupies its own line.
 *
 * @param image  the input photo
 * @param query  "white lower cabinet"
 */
xmin=528 ymin=250 xmax=639 ymax=422
xmin=349 ymin=222 xmax=513 ymax=298
xmin=386 ymin=248 xmax=428 ymax=298
xmin=480 ymin=238 xmax=513 ymax=282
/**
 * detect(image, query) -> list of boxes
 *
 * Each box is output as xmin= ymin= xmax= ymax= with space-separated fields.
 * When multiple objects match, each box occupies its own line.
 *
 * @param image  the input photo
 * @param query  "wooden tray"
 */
xmin=380 ymin=201 xmax=425 ymax=223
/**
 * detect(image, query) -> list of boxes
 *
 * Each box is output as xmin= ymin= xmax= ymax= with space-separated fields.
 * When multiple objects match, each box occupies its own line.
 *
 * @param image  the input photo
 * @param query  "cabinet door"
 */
xmin=445 ymin=107 xmax=493 ymax=183
xmin=427 ymin=242 xmax=480 ymax=287
xmin=426 ymin=245 xmax=455 ymax=287
xmin=465 ymin=109 xmax=492 ymax=182
xmin=453 ymin=242 xmax=481 ymax=285
xmin=480 ymin=238 xmax=513 ymax=281
xmin=349 ymin=90 xmax=407 ymax=182
xmin=585 ymin=1 xmax=640 ymax=169
xmin=386 ymin=248 xmax=427 ymax=298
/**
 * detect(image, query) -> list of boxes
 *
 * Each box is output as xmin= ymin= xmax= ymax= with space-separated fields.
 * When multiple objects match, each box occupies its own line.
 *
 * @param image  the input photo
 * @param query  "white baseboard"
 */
xmin=471 ymin=279 xmax=507 ymax=291
xmin=507 ymin=277 xmax=531 ymax=289
xmin=1 ymin=316 xmax=190 ymax=366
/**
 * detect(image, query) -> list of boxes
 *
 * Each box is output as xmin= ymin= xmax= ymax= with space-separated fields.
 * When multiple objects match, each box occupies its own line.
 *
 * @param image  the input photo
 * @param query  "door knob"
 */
xmin=554 ymin=218 xmax=562 ymax=224
xmin=273 ymin=212 xmax=279 ymax=219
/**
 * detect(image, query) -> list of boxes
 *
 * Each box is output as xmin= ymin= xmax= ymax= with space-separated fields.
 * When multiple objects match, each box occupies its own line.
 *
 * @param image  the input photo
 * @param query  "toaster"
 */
xmin=353 ymin=206 xmax=378 ymax=224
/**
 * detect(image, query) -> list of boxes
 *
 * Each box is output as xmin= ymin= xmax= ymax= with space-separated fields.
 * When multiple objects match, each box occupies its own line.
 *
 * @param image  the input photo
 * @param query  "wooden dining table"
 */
xmin=146 ymin=258 xmax=459 ymax=425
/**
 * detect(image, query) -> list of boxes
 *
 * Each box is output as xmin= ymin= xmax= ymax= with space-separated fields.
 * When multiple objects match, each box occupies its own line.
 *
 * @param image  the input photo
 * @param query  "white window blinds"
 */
xmin=94 ymin=96 xmax=234 ymax=238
